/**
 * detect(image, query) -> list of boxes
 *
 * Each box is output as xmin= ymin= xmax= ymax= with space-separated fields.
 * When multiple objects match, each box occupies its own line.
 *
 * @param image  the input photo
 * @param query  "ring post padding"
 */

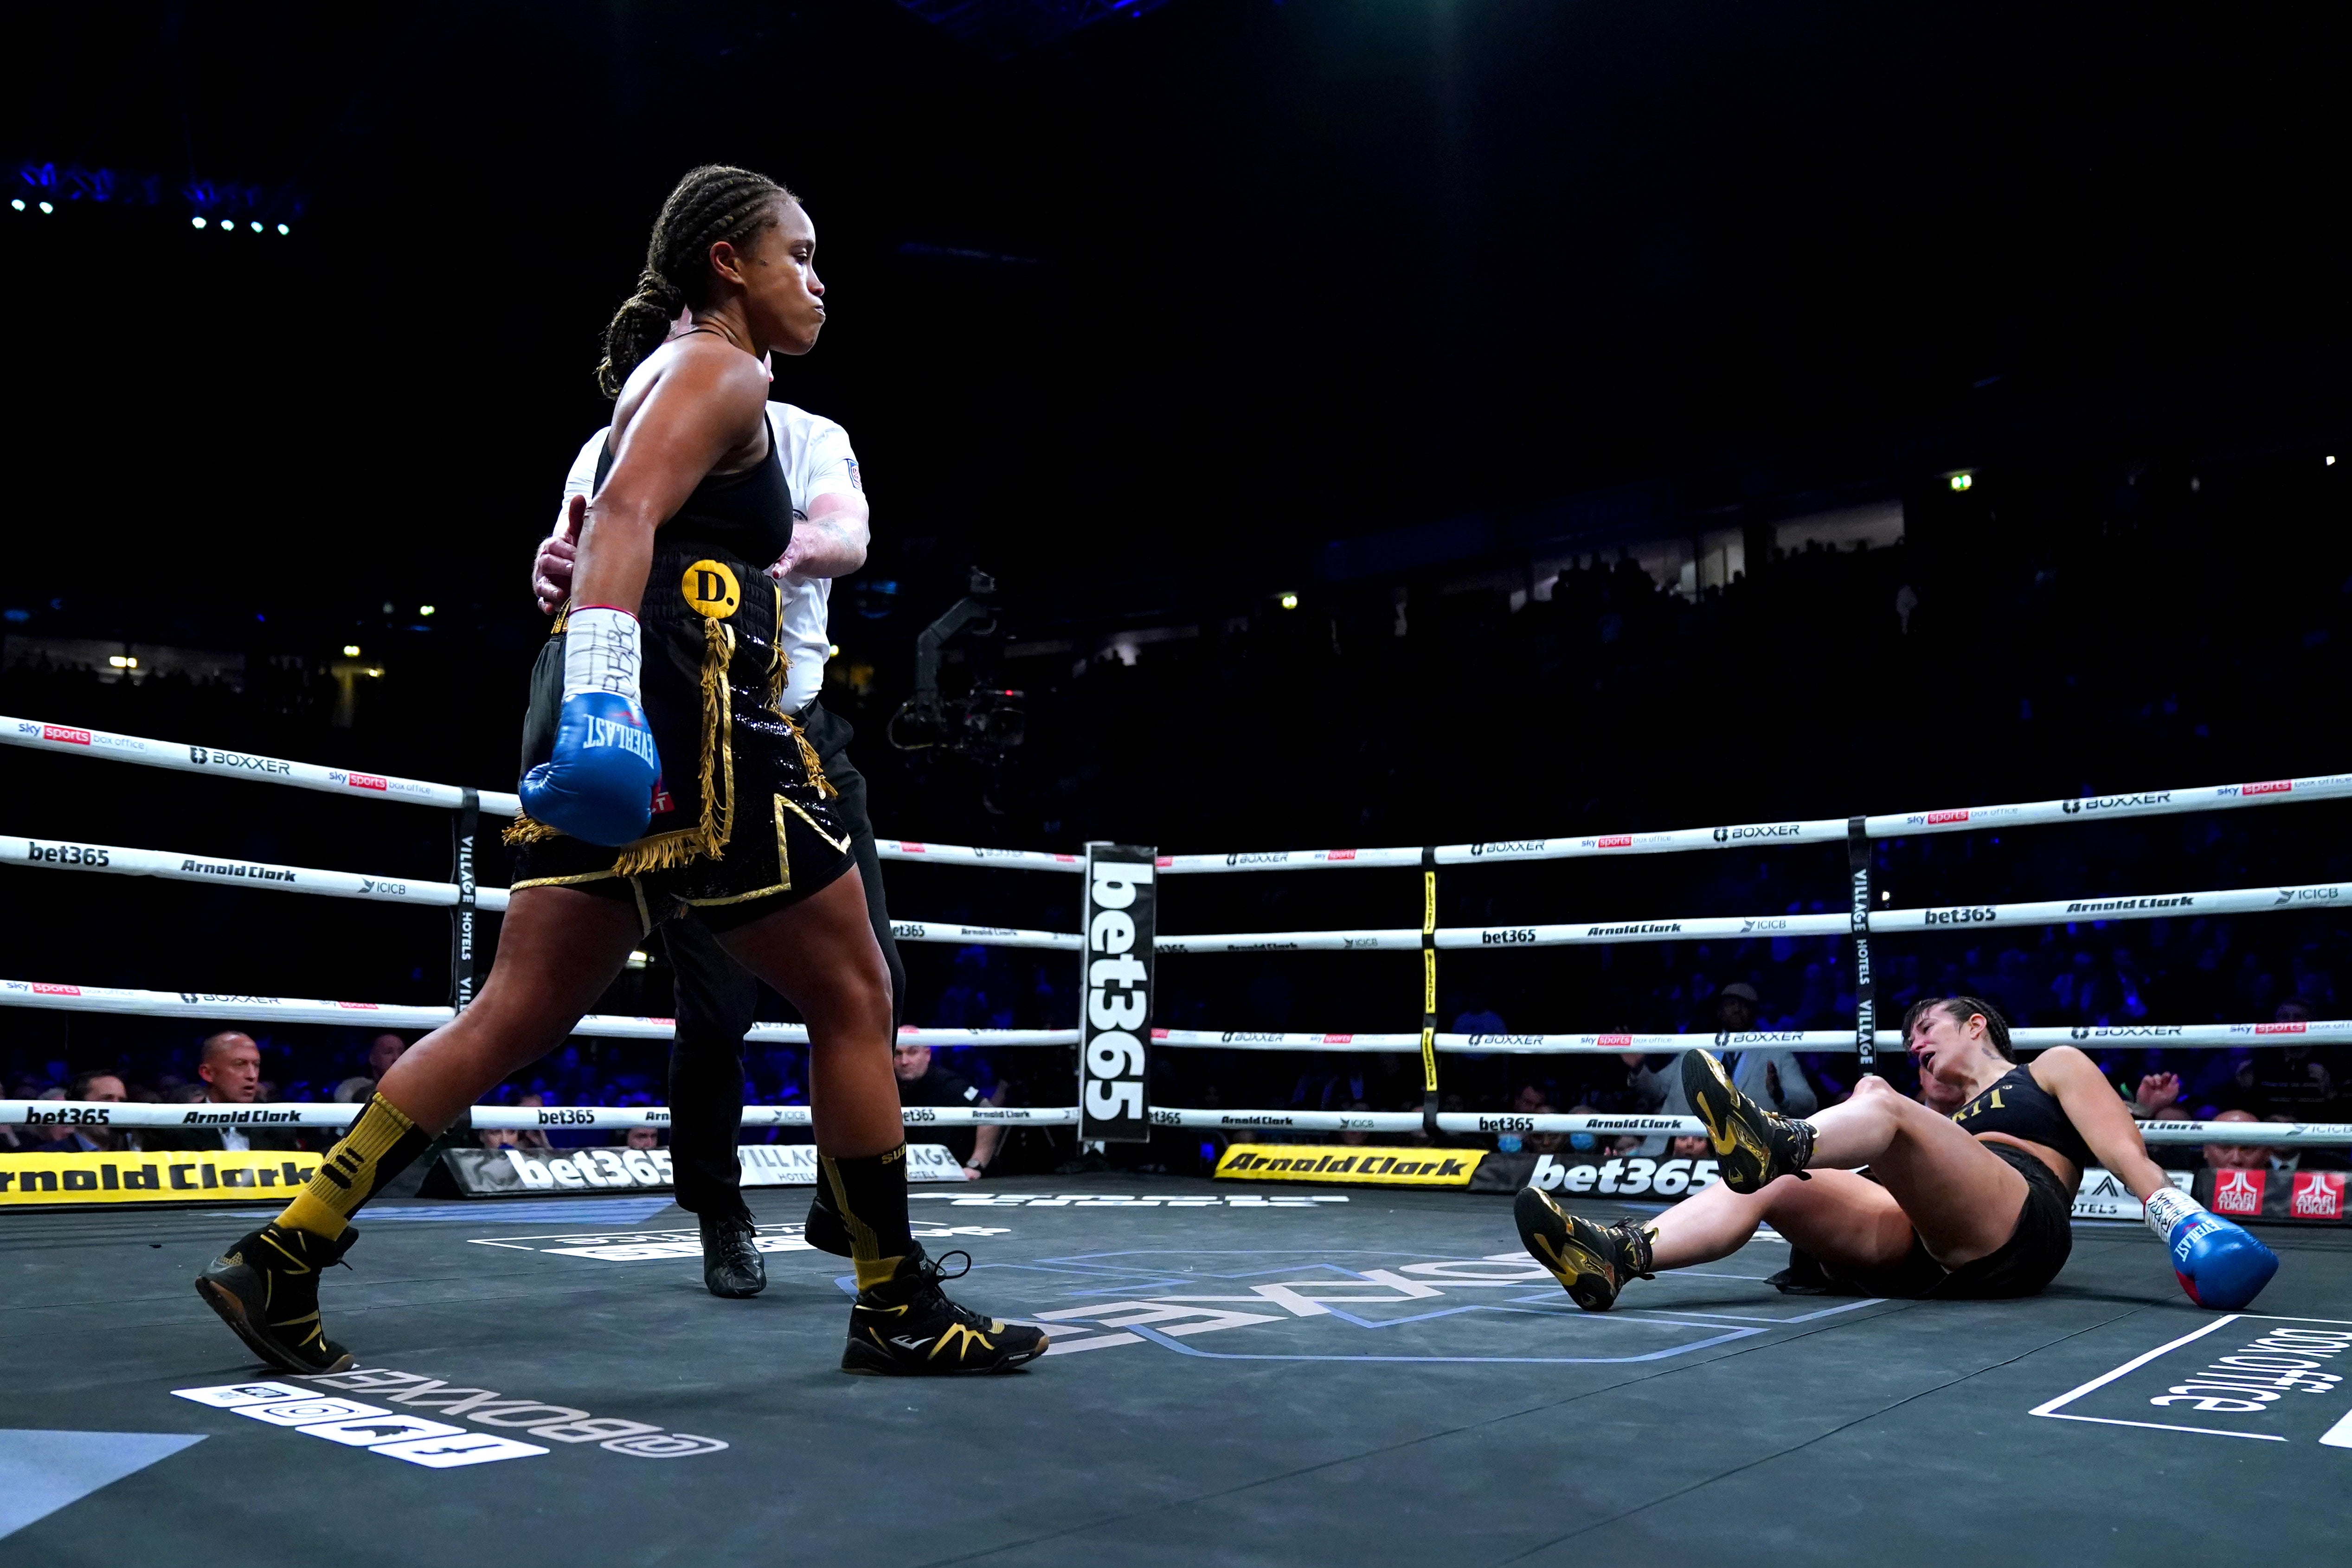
xmin=451 ymin=788 xmax=480 ymax=1009
xmin=1848 ymin=815 xmax=1875 ymax=1071
xmin=1420 ymin=847 xmax=1440 ymax=1138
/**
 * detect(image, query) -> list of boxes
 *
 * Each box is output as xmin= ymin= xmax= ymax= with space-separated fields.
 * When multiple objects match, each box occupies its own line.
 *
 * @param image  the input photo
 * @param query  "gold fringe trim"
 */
xmin=503 ymin=813 xmax=562 ymax=846
xmin=612 ymin=617 xmax=737 ymax=877
xmin=784 ymin=710 xmax=836 ymax=798
xmin=765 ymin=580 xmax=790 ymax=717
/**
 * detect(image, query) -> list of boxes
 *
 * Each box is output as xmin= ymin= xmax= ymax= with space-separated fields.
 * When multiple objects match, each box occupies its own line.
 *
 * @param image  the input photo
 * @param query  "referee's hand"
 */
xmin=533 ymin=494 xmax=585 ymax=615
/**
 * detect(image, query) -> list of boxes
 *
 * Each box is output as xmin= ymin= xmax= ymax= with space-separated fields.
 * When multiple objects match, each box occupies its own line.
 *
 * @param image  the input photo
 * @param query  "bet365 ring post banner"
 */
xmin=6 ymin=709 xmax=2352 ymax=1215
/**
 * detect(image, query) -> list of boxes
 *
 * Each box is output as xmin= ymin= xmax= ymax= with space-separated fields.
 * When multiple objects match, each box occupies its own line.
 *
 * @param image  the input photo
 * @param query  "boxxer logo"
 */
xmin=1080 ymin=845 xmax=1156 ymax=1144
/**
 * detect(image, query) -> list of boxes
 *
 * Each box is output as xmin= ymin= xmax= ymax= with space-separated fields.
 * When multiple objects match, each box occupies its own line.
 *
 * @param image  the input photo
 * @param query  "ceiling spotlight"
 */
xmin=191 ymin=216 xmax=206 ymax=229
xmin=418 ymin=604 xmax=436 ymax=617
xmin=8 ymin=199 xmax=22 ymax=212
xmin=276 ymin=223 xmax=290 ymax=236
xmin=108 ymin=655 xmax=138 ymax=670
xmin=1948 ymin=472 xmax=1973 ymax=492
xmin=342 ymin=643 xmax=361 ymax=657
xmin=250 ymin=221 xmax=263 ymax=233
xmin=828 ymin=643 xmax=842 ymax=657
xmin=2330 ymin=456 xmax=2339 ymax=467
xmin=1279 ymin=592 xmax=1300 ymax=610
xmin=38 ymin=200 xmax=54 ymax=214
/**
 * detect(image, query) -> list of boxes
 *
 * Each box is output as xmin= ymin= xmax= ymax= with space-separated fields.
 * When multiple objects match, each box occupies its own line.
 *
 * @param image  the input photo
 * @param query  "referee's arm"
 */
xmin=771 ymin=488 xmax=868 ymax=581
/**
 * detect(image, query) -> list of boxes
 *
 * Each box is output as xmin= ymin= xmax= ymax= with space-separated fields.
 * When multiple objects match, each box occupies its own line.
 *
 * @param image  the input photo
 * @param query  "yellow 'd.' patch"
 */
xmin=681 ymin=559 xmax=741 ymax=619
xmin=0 ymin=1150 xmax=323 ymax=1206
xmin=1215 ymin=1144 xmax=1484 ymax=1187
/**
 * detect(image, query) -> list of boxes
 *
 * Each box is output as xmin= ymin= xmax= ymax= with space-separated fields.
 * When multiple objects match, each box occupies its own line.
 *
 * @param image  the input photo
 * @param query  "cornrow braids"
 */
xmin=597 ymin=163 xmax=796 ymax=398
xmin=1902 ymin=995 xmax=2014 ymax=1060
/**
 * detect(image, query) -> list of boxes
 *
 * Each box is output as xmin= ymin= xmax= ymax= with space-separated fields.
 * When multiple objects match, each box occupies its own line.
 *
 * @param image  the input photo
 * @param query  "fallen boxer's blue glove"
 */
xmin=2146 ymin=1185 xmax=2279 ymax=1311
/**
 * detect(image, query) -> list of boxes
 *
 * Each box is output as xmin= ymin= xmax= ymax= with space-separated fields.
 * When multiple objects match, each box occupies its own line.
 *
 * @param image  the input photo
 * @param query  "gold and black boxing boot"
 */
xmin=843 ymin=1247 xmax=1049 ymax=1375
xmin=1683 ymin=1047 xmax=1816 ymax=1194
xmin=803 ymin=1182 xmax=852 ymax=1258
xmin=195 ymin=1223 xmax=359 ymax=1375
xmin=1515 ymin=1187 xmax=1655 ymax=1312
xmin=699 ymin=1208 xmax=767 ymax=1299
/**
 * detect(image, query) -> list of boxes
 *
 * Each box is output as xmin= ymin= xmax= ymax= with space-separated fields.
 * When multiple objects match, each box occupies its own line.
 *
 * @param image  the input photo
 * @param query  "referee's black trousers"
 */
xmin=663 ymin=702 xmax=905 ymax=1220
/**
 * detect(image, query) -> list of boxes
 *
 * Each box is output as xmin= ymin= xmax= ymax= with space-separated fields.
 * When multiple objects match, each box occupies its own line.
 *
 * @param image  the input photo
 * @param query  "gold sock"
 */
xmin=275 ymin=1093 xmax=428 ymax=1240
xmin=821 ymin=1144 xmax=913 ymax=1291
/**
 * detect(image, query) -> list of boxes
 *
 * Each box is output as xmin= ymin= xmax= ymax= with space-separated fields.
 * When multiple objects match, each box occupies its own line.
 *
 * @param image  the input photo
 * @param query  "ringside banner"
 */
xmin=0 ymin=1150 xmax=322 ymax=1205
xmin=1080 ymin=842 xmax=1155 ymax=1143
xmin=1216 ymin=1144 xmax=1483 ymax=1187
xmin=424 ymin=1143 xmax=968 ymax=1197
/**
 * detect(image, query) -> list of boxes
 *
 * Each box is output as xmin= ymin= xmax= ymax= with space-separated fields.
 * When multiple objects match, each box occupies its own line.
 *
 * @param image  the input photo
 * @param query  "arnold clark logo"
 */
xmin=2063 ymin=895 xmax=2195 ymax=915
xmin=181 ymin=857 xmax=296 ymax=884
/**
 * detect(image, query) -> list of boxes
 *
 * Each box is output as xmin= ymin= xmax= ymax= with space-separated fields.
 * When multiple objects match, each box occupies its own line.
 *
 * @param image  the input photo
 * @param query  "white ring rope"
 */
xmin=12 ymin=712 xmax=2344 ymax=870
xmin=11 ymin=711 xmax=2351 ymax=1157
xmin=5 ymin=834 xmax=515 ymax=912
xmin=1153 ymin=1022 xmax=2352 ymax=1054
xmin=1152 ymin=881 xmax=2352 ymax=954
xmin=15 ymin=830 xmax=2343 ymax=964
xmin=6 ymin=1097 xmax=2335 ymax=1144
xmin=1 ymin=714 xmax=521 ymax=817
xmin=0 ymin=840 xmax=1091 ymax=951
xmin=1139 ymin=1107 xmax=2350 ymax=1145
xmin=0 ymin=1100 xmax=1079 ymax=1131
xmin=0 ymin=978 xmax=1072 ymax=1046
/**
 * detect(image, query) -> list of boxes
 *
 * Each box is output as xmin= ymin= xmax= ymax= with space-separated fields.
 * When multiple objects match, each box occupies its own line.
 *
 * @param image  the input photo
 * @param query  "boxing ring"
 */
xmin=4 ymin=713 xmax=2351 ymax=1563
xmin=5 ymin=712 xmax=2351 ymax=1157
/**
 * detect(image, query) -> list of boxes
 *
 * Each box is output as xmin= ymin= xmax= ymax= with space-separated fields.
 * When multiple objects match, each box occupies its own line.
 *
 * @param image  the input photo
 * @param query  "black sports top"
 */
xmin=592 ymin=417 xmax=793 ymax=565
xmin=1950 ymin=1064 xmax=2095 ymax=1170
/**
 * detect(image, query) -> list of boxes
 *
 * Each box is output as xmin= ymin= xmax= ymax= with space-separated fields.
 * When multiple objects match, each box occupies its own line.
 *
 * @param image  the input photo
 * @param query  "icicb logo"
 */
xmin=681 ymin=559 xmax=741 ymax=619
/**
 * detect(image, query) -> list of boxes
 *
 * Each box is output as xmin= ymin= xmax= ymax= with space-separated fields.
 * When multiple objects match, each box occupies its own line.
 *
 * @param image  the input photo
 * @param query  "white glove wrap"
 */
xmin=2144 ymin=1183 xmax=2205 ymax=1240
xmin=563 ymin=607 xmax=643 ymax=701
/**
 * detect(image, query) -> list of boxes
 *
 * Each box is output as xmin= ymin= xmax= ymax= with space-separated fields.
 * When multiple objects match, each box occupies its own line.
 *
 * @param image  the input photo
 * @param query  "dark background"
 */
xmin=6 ymin=1 xmax=2350 ymax=1158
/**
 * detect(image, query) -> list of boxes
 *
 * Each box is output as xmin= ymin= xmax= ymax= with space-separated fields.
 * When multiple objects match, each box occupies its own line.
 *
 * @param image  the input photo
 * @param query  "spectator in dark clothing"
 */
xmin=894 ymin=1041 xmax=1003 ymax=1179
xmin=147 ymin=1031 xmax=308 ymax=1152
xmin=31 ymin=1071 xmax=137 ymax=1152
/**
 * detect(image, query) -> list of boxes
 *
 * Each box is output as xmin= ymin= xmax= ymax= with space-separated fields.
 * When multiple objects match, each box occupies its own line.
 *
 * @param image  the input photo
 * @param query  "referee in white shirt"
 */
xmin=531 ymin=381 xmax=904 ymax=1298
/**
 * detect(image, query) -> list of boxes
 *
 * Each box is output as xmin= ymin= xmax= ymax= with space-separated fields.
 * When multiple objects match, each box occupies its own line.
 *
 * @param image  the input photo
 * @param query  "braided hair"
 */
xmin=597 ymin=164 xmax=796 ymax=398
xmin=1902 ymin=995 xmax=2014 ymax=1060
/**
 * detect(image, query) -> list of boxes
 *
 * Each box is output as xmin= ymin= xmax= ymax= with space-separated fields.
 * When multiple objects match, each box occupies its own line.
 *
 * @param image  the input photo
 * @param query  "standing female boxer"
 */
xmin=197 ymin=166 xmax=1044 ymax=1377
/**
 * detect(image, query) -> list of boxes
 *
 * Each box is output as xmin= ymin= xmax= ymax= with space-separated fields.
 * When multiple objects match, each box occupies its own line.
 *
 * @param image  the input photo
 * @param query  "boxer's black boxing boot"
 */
xmin=699 ymin=1208 xmax=767 ymax=1298
xmin=1515 ymin=1188 xmax=1655 ymax=1312
xmin=842 ymin=1247 xmax=1049 ymax=1375
xmin=195 ymin=1223 xmax=359 ymax=1375
xmin=804 ymin=1181 xmax=852 ymax=1258
xmin=1684 ymin=1047 xmax=1816 ymax=1194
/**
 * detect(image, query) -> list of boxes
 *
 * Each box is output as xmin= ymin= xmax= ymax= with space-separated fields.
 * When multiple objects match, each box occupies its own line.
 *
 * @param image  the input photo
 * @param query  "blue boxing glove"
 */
xmin=2145 ymin=1185 xmax=2279 ymax=1311
xmin=519 ymin=605 xmax=662 ymax=846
